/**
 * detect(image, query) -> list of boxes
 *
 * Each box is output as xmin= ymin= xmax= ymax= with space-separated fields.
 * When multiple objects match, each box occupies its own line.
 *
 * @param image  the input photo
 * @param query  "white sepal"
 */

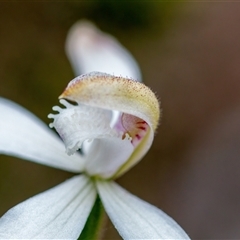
xmin=65 ymin=20 xmax=141 ymax=81
xmin=0 ymin=97 xmax=84 ymax=172
xmin=0 ymin=175 xmax=96 ymax=239
xmin=96 ymin=180 xmax=190 ymax=239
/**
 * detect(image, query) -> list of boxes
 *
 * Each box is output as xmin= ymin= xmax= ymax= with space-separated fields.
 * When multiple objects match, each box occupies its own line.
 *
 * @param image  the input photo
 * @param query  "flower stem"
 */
xmin=78 ymin=195 xmax=106 ymax=240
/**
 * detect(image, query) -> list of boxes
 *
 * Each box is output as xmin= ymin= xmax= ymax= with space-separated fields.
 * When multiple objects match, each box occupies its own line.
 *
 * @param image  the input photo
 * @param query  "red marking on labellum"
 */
xmin=121 ymin=114 xmax=148 ymax=147
xmin=135 ymin=134 xmax=141 ymax=140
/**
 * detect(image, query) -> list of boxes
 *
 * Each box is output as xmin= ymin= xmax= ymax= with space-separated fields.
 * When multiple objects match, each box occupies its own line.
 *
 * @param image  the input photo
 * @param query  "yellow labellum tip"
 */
xmin=60 ymin=72 xmax=160 ymax=131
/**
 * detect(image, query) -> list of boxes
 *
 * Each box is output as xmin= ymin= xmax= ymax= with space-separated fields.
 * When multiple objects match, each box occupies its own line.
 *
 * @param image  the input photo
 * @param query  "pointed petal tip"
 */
xmin=65 ymin=20 xmax=142 ymax=80
xmin=0 ymin=97 xmax=84 ymax=172
xmin=97 ymin=180 xmax=190 ymax=239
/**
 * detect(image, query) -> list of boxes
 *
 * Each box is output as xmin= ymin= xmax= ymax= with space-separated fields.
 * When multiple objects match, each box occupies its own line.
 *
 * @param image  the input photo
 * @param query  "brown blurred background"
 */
xmin=1 ymin=2 xmax=240 ymax=239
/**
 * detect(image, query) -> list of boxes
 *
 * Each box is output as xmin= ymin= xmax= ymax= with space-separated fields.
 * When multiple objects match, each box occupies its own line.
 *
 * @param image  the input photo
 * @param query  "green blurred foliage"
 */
xmin=79 ymin=195 xmax=105 ymax=240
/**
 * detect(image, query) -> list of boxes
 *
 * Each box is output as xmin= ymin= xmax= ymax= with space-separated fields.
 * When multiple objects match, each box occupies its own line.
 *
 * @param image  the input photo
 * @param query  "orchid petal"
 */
xmin=96 ymin=180 xmax=190 ymax=239
xmin=0 ymin=175 xmax=96 ymax=239
xmin=65 ymin=20 xmax=141 ymax=81
xmin=0 ymin=97 xmax=84 ymax=172
xmin=60 ymin=72 xmax=160 ymax=177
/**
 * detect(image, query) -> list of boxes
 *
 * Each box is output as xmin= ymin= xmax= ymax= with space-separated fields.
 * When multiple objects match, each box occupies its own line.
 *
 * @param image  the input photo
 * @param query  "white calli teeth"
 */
xmin=48 ymin=99 xmax=118 ymax=155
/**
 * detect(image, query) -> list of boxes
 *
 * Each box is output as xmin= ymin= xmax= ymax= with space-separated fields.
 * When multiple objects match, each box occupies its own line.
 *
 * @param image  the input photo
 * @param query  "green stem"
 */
xmin=78 ymin=195 xmax=106 ymax=240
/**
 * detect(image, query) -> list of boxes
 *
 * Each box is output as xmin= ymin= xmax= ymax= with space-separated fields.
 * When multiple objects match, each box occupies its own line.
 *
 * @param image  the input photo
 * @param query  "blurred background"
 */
xmin=1 ymin=1 xmax=240 ymax=239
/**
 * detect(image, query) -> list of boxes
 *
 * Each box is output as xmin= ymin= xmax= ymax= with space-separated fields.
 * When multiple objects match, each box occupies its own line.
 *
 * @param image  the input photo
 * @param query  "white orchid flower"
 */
xmin=0 ymin=72 xmax=189 ymax=239
xmin=0 ymin=20 xmax=190 ymax=239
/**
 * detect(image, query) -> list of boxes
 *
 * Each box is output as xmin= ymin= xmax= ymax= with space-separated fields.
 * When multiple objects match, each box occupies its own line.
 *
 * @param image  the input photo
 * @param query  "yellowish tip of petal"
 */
xmin=59 ymin=72 xmax=160 ymax=131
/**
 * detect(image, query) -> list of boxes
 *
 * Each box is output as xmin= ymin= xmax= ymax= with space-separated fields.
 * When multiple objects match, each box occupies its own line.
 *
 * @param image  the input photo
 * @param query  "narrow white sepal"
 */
xmin=0 ymin=97 xmax=84 ymax=172
xmin=0 ymin=175 xmax=96 ymax=239
xmin=96 ymin=180 xmax=190 ymax=239
xmin=65 ymin=20 xmax=142 ymax=81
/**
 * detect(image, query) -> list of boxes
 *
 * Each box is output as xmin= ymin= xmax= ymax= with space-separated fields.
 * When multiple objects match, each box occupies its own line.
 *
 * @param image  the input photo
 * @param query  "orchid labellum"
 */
xmin=0 ymin=20 xmax=190 ymax=239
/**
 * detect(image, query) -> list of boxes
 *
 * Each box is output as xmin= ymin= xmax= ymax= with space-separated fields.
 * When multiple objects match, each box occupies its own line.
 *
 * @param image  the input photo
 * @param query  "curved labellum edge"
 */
xmin=60 ymin=72 xmax=160 ymax=178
